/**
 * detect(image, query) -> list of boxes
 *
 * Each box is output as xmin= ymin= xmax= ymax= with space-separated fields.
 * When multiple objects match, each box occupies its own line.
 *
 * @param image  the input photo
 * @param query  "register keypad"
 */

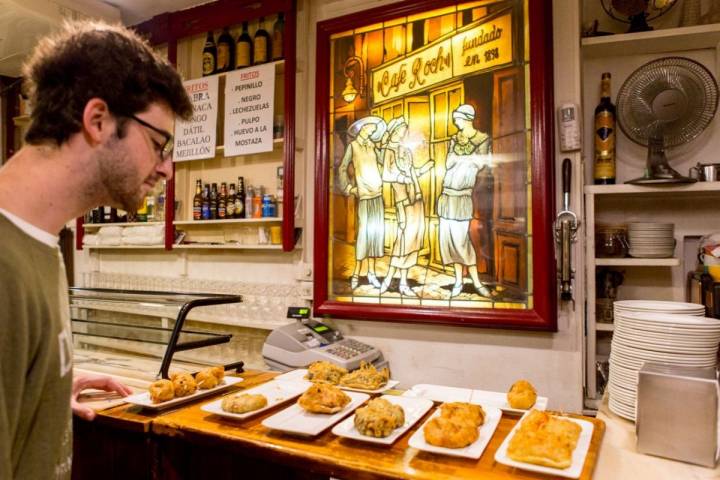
xmin=325 ymin=339 xmax=374 ymax=360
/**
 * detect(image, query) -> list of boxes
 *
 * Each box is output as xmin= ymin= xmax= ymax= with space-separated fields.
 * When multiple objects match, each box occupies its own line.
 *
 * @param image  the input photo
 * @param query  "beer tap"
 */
xmin=555 ymin=158 xmax=580 ymax=306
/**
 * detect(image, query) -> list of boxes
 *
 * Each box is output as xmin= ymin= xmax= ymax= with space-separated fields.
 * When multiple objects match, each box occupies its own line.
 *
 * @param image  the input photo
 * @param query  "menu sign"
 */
xmin=173 ymin=76 xmax=218 ymax=162
xmin=224 ymin=63 xmax=275 ymax=156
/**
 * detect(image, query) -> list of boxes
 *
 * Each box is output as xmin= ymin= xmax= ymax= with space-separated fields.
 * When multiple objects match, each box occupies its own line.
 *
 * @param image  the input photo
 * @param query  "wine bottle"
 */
xmin=216 ymin=27 xmax=235 ymax=72
xmin=202 ymin=31 xmax=217 ymax=76
xmin=253 ymin=17 xmax=270 ymax=64
xmin=272 ymin=13 xmax=284 ymax=61
xmin=235 ymin=177 xmax=246 ymax=218
xmin=236 ymin=22 xmax=253 ymax=69
xmin=193 ymin=179 xmax=202 ymax=220
xmin=594 ymin=72 xmax=616 ymax=185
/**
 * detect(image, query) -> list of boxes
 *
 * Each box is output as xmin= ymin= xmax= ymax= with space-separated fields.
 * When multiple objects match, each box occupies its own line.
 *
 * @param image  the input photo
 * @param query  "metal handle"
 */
xmin=562 ymin=158 xmax=571 ymax=211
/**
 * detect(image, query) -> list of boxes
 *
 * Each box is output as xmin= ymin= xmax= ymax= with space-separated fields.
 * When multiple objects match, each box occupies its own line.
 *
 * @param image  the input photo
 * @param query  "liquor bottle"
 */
xmin=218 ymin=182 xmax=228 ymax=219
xmin=253 ymin=17 xmax=270 ymax=64
xmin=146 ymin=193 xmax=156 ymax=222
xmin=252 ymin=187 xmax=263 ymax=218
xmin=201 ymin=184 xmax=211 ymax=220
xmin=236 ymin=22 xmax=253 ymax=69
xmin=272 ymin=13 xmax=284 ymax=61
xmin=594 ymin=72 xmax=616 ymax=185
xmin=216 ymin=27 xmax=235 ymax=72
xmin=156 ymin=181 xmax=166 ymax=222
xmin=136 ymin=197 xmax=148 ymax=222
xmin=210 ymin=183 xmax=218 ymax=219
xmin=227 ymin=183 xmax=236 ymax=218
xmin=202 ymin=31 xmax=217 ymax=76
xmin=245 ymin=185 xmax=254 ymax=220
xmin=235 ymin=177 xmax=246 ymax=218
xmin=193 ymin=179 xmax=202 ymax=220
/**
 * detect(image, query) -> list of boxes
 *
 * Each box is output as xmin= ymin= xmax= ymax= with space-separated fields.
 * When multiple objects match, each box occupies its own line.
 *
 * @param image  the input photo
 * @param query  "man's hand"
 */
xmin=71 ymin=373 xmax=133 ymax=421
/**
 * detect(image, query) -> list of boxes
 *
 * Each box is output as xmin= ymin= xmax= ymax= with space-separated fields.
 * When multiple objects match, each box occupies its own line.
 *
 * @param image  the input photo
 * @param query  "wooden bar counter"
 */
xmin=76 ymin=370 xmax=605 ymax=480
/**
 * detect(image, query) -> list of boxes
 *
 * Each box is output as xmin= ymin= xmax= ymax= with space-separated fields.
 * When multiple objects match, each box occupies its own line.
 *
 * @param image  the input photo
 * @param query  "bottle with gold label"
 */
xmin=236 ymin=21 xmax=253 ymax=69
xmin=216 ymin=27 xmax=235 ymax=72
xmin=202 ymin=31 xmax=217 ymax=76
xmin=253 ymin=17 xmax=270 ymax=64
xmin=594 ymin=72 xmax=616 ymax=184
xmin=272 ymin=13 xmax=284 ymax=60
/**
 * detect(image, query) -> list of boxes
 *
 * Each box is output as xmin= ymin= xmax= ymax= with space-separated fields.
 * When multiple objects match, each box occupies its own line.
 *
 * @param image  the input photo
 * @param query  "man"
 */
xmin=337 ymin=116 xmax=386 ymax=290
xmin=0 ymin=21 xmax=192 ymax=479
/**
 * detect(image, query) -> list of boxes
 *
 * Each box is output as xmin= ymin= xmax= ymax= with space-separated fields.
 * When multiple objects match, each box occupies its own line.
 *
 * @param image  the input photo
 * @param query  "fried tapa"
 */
xmin=297 ymin=383 xmax=351 ymax=414
xmin=148 ymin=379 xmax=174 ymax=403
xmin=354 ymin=397 xmax=405 ymax=437
xmin=423 ymin=415 xmax=479 ymax=448
xmin=304 ymin=361 xmax=348 ymax=385
xmin=440 ymin=402 xmax=485 ymax=427
xmin=507 ymin=379 xmax=537 ymax=409
xmin=507 ymin=409 xmax=582 ymax=469
xmin=339 ymin=361 xmax=390 ymax=390
xmin=221 ymin=393 xmax=268 ymax=414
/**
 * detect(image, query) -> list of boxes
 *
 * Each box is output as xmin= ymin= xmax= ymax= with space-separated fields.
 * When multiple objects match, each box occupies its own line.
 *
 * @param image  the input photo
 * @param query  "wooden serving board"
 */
xmin=147 ymin=379 xmax=606 ymax=479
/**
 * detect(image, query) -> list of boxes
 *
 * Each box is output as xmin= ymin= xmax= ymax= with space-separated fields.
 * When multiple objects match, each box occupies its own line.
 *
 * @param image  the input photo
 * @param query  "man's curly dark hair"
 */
xmin=22 ymin=20 xmax=193 ymax=146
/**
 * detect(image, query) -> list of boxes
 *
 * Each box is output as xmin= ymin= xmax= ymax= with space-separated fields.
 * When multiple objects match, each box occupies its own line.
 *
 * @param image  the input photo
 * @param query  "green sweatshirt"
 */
xmin=0 ymin=212 xmax=73 ymax=479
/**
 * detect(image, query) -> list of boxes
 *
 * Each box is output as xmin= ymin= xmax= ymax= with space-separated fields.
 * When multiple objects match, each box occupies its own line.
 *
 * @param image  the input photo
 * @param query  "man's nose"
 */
xmin=157 ymin=157 xmax=174 ymax=181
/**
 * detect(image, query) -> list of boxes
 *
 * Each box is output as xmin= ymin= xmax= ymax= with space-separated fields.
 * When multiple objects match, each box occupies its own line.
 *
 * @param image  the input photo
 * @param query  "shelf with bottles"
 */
xmin=582 ymin=23 xmax=720 ymax=59
xmin=118 ymin=0 xmax=297 ymax=252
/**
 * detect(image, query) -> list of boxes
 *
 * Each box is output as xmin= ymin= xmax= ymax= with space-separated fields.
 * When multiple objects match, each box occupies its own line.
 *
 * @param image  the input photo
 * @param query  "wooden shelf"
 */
xmin=174 ymin=217 xmax=281 ymax=225
xmin=596 ymin=323 xmax=615 ymax=332
xmin=86 ymin=245 xmax=165 ymax=250
xmin=584 ymin=182 xmax=720 ymax=196
xmin=83 ymin=221 xmax=164 ymax=229
xmin=582 ymin=23 xmax=720 ymax=59
xmin=174 ymin=244 xmax=283 ymax=250
xmin=594 ymin=257 xmax=680 ymax=266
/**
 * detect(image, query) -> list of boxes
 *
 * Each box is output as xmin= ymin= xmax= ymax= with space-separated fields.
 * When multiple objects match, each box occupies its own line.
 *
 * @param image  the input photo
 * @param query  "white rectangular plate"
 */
xmin=274 ymin=368 xmax=399 ymax=394
xmin=402 ymin=384 xmax=548 ymax=414
xmin=469 ymin=389 xmax=548 ymax=414
xmin=124 ymin=376 xmax=243 ymax=411
xmin=201 ymin=380 xmax=309 ymax=420
xmin=407 ymin=405 xmax=502 ymax=459
xmin=401 ymin=384 xmax=473 ymax=403
xmin=261 ymin=390 xmax=369 ymax=437
xmin=494 ymin=412 xmax=594 ymax=479
xmin=331 ymin=395 xmax=433 ymax=445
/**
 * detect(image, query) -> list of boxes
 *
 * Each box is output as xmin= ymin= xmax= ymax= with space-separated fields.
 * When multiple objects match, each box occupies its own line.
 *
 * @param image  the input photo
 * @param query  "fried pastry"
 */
xmin=170 ymin=372 xmax=197 ymax=397
xmin=440 ymin=402 xmax=485 ymax=427
xmin=148 ymin=379 xmax=174 ymax=403
xmin=354 ymin=397 xmax=405 ymax=438
xmin=339 ymin=361 xmax=390 ymax=390
xmin=507 ymin=409 xmax=582 ymax=469
xmin=195 ymin=366 xmax=225 ymax=389
xmin=304 ymin=361 xmax=348 ymax=385
xmin=221 ymin=393 xmax=268 ymax=414
xmin=423 ymin=415 xmax=479 ymax=449
xmin=507 ymin=380 xmax=537 ymax=409
xmin=297 ymin=383 xmax=351 ymax=414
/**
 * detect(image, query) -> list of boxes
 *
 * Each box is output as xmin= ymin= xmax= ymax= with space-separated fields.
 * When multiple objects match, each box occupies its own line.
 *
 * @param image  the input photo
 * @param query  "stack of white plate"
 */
xmin=628 ymin=222 xmax=675 ymax=258
xmin=608 ymin=300 xmax=718 ymax=422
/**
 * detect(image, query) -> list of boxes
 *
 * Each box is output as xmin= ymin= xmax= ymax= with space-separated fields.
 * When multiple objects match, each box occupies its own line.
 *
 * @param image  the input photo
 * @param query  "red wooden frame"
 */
xmin=76 ymin=0 xmax=297 ymax=252
xmin=313 ymin=0 xmax=557 ymax=330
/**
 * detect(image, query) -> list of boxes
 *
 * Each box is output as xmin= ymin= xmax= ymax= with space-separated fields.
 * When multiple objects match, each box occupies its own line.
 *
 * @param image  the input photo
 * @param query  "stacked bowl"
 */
xmin=608 ymin=300 xmax=717 ymax=421
xmin=628 ymin=222 xmax=675 ymax=258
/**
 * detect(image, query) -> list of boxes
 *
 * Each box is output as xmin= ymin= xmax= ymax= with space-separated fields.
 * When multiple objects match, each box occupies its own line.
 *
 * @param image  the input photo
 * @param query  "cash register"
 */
xmin=262 ymin=312 xmax=387 ymax=372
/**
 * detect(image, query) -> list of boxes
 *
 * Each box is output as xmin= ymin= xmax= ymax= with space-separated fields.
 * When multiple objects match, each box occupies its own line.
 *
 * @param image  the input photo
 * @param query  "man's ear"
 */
xmin=82 ymin=98 xmax=112 ymax=145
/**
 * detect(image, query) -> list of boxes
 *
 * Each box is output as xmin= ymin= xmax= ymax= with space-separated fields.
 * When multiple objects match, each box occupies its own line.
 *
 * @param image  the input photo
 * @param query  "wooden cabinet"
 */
xmin=77 ymin=0 xmax=298 ymax=253
xmin=579 ymin=21 xmax=720 ymax=407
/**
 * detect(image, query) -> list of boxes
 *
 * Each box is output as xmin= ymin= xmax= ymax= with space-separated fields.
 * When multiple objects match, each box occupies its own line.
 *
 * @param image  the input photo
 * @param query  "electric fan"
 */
xmin=616 ymin=57 xmax=719 ymax=184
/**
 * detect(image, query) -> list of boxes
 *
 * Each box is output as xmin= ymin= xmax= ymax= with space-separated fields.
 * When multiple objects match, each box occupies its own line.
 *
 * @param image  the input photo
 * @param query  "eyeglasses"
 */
xmin=128 ymin=114 xmax=174 ymax=159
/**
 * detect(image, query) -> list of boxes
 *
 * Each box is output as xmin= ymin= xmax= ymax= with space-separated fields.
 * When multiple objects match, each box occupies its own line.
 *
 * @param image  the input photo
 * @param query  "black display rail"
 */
xmin=69 ymin=287 xmax=244 ymax=379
